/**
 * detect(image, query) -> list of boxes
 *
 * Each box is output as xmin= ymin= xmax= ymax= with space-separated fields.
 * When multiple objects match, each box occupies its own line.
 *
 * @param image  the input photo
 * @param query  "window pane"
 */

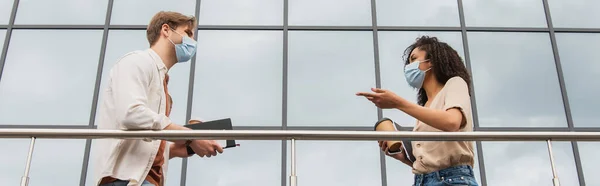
xmin=482 ymin=142 xmax=579 ymax=186
xmin=0 ymin=29 xmax=6 ymax=50
xmin=289 ymin=0 xmax=372 ymax=26
xmin=187 ymin=140 xmax=281 ymax=186
xmin=0 ymin=139 xmax=85 ymax=186
xmin=578 ymin=142 xmax=600 ymax=185
xmin=0 ymin=30 xmax=103 ymax=125
xmin=468 ymin=32 xmax=567 ymax=127
xmin=548 ymin=0 xmax=600 ymax=28
xmin=462 ymin=0 xmax=547 ymax=27
xmin=287 ymin=141 xmax=381 ymax=186
xmin=192 ymin=31 xmax=282 ymax=126
xmin=14 ymin=0 xmax=107 ymax=25
xmin=199 ymin=0 xmax=283 ymax=25
xmin=555 ymin=33 xmax=600 ymax=127
xmin=376 ymin=0 xmax=459 ymax=27
xmin=0 ymin=0 xmax=13 ymax=24
xmin=386 ymin=144 xmax=482 ymax=185
xmin=288 ymin=31 xmax=377 ymax=126
xmin=111 ymin=0 xmax=195 ymax=25
xmin=378 ymin=32 xmax=464 ymax=127
xmin=96 ymin=30 xmax=190 ymax=126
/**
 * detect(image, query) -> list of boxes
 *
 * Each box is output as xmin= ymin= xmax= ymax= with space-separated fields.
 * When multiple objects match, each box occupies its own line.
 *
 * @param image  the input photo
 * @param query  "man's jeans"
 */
xmin=413 ymin=165 xmax=479 ymax=186
xmin=99 ymin=180 xmax=155 ymax=186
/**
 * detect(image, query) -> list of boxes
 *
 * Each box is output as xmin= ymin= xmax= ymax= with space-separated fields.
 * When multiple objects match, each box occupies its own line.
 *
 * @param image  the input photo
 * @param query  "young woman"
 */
xmin=356 ymin=36 xmax=478 ymax=186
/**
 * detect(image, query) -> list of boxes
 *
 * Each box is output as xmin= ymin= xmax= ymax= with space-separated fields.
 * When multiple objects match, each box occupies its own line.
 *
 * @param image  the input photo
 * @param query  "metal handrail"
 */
xmin=7 ymin=129 xmax=595 ymax=186
xmin=0 ymin=129 xmax=599 ymax=141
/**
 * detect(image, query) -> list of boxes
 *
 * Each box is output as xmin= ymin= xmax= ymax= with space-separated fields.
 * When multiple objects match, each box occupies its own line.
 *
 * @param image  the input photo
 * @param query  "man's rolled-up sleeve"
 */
xmin=110 ymin=55 xmax=171 ymax=130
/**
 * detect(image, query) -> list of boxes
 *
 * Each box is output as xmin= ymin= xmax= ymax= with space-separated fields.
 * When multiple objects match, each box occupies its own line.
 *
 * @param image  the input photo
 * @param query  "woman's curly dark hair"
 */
xmin=403 ymin=36 xmax=472 ymax=106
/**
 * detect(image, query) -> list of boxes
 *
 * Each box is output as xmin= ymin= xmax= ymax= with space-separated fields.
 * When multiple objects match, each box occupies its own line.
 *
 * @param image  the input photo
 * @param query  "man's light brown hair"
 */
xmin=146 ymin=11 xmax=197 ymax=46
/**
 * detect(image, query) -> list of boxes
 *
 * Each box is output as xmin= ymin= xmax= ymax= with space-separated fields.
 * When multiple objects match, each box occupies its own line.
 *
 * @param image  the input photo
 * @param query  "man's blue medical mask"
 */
xmin=168 ymin=29 xmax=197 ymax=63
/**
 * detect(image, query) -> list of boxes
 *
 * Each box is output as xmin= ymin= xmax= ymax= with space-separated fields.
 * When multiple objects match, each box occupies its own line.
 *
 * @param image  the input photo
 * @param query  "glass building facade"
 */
xmin=0 ymin=0 xmax=599 ymax=185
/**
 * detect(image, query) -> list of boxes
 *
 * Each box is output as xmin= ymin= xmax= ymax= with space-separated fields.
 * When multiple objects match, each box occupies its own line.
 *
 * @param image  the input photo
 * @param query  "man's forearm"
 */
xmin=163 ymin=123 xmax=193 ymax=145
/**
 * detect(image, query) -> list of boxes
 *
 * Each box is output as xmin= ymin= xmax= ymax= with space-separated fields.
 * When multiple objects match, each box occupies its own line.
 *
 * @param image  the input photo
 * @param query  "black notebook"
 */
xmin=184 ymin=118 xmax=237 ymax=149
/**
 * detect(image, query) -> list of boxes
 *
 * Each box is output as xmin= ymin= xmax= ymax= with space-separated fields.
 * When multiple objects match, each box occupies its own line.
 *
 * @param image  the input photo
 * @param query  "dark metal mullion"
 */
xmin=80 ymin=0 xmax=114 ymax=185
xmin=0 ymin=0 xmax=19 ymax=85
xmin=369 ymin=1 xmax=386 ymax=186
xmin=456 ymin=0 xmax=486 ymax=185
xmin=541 ymin=0 xmax=584 ymax=185
xmin=281 ymin=0 xmax=289 ymax=185
xmin=181 ymin=1 xmax=202 ymax=185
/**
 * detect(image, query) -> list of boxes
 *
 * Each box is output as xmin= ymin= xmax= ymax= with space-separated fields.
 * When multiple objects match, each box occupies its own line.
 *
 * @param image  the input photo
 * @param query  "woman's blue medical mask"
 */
xmin=168 ymin=29 xmax=197 ymax=63
xmin=404 ymin=60 xmax=431 ymax=89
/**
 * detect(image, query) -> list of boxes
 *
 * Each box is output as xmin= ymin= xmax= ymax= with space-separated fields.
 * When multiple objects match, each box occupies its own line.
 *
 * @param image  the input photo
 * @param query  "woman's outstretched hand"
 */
xmin=356 ymin=88 xmax=407 ymax=109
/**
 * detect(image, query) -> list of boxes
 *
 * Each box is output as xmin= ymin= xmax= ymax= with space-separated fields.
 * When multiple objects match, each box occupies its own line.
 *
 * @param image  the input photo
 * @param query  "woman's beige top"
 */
xmin=411 ymin=76 xmax=475 ymax=174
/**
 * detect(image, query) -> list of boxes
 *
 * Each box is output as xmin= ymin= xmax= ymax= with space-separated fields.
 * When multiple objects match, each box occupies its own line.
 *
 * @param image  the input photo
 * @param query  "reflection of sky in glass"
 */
xmin=376 ymin=0 xmax=460 ymax=26
xmin=0 ymin=139 xmax=85 ymax=186
xmin=187 ymin=140 xmax=281 ymax=186
xmin=483 ymin=142 xmax=579 ymax=186
xmin=548 ymin=0 xmax=600 ymax=28
xmin=286 ymin=141 xmax=382 ymax=186
xmin=199 ymin=0 xmax=283 ymax=25
xmin=0 ymin=30 xmax=103 ymax=125
xmin=0 ymin=0 xmax=13 ymax=24
xmin=287 ymin=31 xmax=378 ymax=126
xmin=110 ymin=0 xmax=196 ymax=25
xmin=462 ymin=0 xmax=547 ymax=27
xmin=192 ymin=30 xmax=283 ymax=126
xmin=555 ymin=33 xmax=600 ymax=127
xmin=289 ymin=0 xmax=372 ymax=26
xmin=468 ymin=32 xmax=567 ymax=128
xmin=14 ymin=0 xmax=107 ymax=25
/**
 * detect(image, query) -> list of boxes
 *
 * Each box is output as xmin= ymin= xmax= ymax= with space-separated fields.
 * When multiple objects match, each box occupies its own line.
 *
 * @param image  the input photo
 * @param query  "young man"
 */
xmin=93 ymin=11 xmax=223 ymax=186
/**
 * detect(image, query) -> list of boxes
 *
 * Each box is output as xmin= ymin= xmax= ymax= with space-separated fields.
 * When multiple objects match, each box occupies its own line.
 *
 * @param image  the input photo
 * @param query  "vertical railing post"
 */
xmin=21 ymin=137 xmax=36 ymax=186
xmin=290 ymin=138 xmax=297 ymax=186
xmin=547 ymin=139 xmax=560 ymax=186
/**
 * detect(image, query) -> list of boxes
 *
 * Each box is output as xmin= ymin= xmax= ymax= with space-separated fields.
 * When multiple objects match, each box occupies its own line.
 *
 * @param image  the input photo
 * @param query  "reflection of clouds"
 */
xmin=15 ymin=0 xmax=107 ymax=24
xmin=577 ymin=142 xmax=600 ymax=185
xmin=376 ymin=0 xmax=459 ymax=26
xmin=0 ymin=0 xmax=13 ymax=24
xmin=0 ymin=139 xmax=85 ymax=186
xmin=462 ymin=0 xmax=547 ymax=27
xmin=287 ymin=141 xmax=381 ymax=186
xmin=287 ymin=31 xmax=377 ymax=126
xmin=199 ymin=0 xmax=283 ymax=25
xmin=192 ymin=30 xmax=282 ymax=126
xmin=548 ymin=0 xmax=600 ymax=28
xmin=555 ymin=33 xmax=600 ymax=127
xmin=110 ymin=0 xmax=196 ymax=25
xmin=0 ymin=30 xmax=102 ymax=125
xmin=483 ymin=142 xmax=579 ymax=186
xmin=378 ymin=31 xmax=464 ymax=126
xmin=187 ymin=140 xmax=281 ymax=186
xmin=289 ymin=0 xmax=372 ymax=26
xmin=468 ymin=32 xmax=567 ymax=127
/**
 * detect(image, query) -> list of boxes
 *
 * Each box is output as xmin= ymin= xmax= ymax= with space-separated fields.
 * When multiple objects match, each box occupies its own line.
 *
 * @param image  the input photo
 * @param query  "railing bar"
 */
xmin=0 ymin=129 xmax=599 ymax=141
xmin=290 ymin=138 xmax=297 ymax=186
xmin=547 ymin=140 xmax=561 ymax=186
xmin=20 ymin=137 xmax=36 ymax=186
